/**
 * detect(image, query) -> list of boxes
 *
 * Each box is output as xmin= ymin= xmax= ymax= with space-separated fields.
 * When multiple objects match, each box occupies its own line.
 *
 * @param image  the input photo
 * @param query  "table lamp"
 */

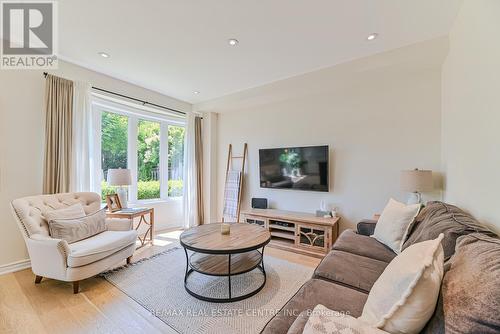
xmin=400 ymin=169 xmax=433 ymax=204
xmin=107 ymin=168 xmax=132 ymax=208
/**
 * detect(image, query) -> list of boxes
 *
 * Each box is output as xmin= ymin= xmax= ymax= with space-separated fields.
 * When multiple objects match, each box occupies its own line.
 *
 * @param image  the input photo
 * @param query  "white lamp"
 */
xmin=107 ymin=168 xmax=132 ymax=208
xmin=400 ymin=169 xmax=433 ymax=204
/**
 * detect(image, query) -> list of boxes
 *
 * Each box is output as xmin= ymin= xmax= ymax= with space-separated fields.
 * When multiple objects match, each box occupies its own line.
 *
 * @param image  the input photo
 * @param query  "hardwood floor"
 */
xmin=0 ymin=228 xmax=320 ymax=334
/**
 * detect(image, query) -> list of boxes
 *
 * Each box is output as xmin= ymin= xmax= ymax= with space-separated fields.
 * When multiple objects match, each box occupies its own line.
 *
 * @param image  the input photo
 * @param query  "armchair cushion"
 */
xmin=67 ymin=230 xmax=137 ymax=267
xmin=48 ymin=208 xmax=107 ymax=243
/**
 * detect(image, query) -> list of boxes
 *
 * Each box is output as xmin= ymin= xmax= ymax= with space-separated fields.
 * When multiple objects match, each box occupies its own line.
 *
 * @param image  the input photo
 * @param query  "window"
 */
xmin=168 ymin=125 xmax=185 ymax=197
xmin=93 ymin=96 xmax=185 ymax=202
xmin=101 ymin=111 xmax=128 ymax=201
xmin=137 ymin=119 xmax=161 ymax=200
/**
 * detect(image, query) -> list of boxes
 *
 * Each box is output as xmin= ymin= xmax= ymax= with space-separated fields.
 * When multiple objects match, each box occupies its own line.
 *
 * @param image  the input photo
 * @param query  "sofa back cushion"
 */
xmin=11 ymin=192 xmax=101 ymax=237
xmin=423 ymin=233 xmax=500 ymax=334
xmin=402 ymin=201 xmax=495 ymax=261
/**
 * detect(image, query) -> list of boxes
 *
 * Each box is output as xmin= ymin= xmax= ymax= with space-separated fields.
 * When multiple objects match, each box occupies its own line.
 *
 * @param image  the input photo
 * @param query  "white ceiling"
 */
xmin=59 ymin=0 xmax=462 ymax=104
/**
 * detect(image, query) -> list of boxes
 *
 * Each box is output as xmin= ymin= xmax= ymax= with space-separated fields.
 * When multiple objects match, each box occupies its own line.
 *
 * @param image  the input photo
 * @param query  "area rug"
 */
xmin=102 ymin=247 xmax=314 ymax=334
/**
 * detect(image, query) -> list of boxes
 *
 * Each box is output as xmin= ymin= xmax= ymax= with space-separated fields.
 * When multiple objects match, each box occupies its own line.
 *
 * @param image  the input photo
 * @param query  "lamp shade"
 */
xmin=107 ymin=168 xmax=132 ymax=186
xmin=400 ymin=169 xmax=433 ymax=192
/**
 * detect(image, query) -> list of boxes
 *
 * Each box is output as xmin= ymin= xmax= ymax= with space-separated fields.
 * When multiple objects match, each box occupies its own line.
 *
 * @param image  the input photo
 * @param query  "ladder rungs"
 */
xmin=231 ymin=156 xmax=245 ymax=159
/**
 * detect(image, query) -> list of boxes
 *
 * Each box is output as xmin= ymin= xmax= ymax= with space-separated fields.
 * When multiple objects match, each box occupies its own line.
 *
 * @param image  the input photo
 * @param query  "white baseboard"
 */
xmin=0 ymin=259 xmax=31 ymax=276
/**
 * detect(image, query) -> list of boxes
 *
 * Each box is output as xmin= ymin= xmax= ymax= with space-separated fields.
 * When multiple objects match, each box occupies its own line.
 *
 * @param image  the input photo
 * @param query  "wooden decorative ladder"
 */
xmin=222 ymin=143 xmax=248 ymax=223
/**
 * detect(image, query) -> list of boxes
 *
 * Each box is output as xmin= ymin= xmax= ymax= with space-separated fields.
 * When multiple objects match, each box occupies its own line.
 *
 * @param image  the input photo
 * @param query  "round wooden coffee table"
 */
xmin=180 ymin=223 xmax=271 ymax=303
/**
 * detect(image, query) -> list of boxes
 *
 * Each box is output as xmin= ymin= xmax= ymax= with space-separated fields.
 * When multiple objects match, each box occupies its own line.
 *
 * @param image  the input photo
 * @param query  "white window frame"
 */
xmin=91 ymin=93 xmax=186 ymax=204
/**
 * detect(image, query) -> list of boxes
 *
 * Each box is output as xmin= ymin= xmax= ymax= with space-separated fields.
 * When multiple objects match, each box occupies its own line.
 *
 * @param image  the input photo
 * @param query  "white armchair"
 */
xmin=11 ymin=192 xmax=138 ymax=293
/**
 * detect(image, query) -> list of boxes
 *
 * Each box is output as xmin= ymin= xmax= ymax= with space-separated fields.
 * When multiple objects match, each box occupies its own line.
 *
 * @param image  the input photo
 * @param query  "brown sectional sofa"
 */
xmin=261 ymin=201 xmax=500 ymax=334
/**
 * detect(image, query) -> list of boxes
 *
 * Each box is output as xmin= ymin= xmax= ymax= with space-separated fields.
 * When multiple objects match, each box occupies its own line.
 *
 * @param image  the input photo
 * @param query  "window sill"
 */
xmin=128 ymin=197 xmax=183 ymax=206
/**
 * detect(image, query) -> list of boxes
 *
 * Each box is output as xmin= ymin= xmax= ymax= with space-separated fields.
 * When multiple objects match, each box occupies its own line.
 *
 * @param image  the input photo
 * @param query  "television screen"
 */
xmin=259 ymin=145 xmax=329 ymax=192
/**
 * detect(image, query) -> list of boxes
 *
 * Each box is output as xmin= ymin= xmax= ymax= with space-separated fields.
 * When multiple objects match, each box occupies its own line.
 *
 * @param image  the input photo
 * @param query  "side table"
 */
xmin=106 ymin=207 xmax=154 ymax=248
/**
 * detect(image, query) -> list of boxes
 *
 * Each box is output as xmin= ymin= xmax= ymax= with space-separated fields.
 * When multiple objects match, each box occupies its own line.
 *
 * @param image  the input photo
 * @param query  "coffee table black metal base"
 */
xmin=182 ymin=247 xmax=267 ymax=303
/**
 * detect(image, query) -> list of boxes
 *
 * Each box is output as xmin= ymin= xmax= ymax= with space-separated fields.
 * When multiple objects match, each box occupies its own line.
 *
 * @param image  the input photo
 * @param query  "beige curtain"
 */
xmin=43 ymin=75 xmax=74 ymax=194
xmin=194 ymin=116 xmax=204 ymax=225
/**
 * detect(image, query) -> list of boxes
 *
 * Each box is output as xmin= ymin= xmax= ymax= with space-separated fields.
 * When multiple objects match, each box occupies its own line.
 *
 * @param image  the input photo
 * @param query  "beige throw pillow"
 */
xmin=359 ymin=234 xmax=444 ymax=334
xmin=47 ymin=209 xmax=107 ymax=243
xmin=372 ymin=198 xmax=421 ymax=253
xmin=302 ymin=304 xmax=388 ymax=334
xmin=43 ymin=203 xmax=86 ymax=222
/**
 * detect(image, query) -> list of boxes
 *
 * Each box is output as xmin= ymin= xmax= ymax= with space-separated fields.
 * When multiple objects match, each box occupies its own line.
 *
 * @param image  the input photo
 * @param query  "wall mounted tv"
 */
xmin=259 ymin=145 xmax=329 ymax=192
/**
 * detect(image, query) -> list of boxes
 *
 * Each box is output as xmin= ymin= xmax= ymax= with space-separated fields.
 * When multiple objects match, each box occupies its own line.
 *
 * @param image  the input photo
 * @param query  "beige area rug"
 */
xmin=102 ymin=247 xmax=314 ymax=334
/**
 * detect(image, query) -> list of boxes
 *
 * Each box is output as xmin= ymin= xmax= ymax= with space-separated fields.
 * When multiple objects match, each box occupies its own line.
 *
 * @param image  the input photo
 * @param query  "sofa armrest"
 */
xmin=357 ymin=220 xmax=377 ymax=236
xmin=106 ymin=218 xmax=133 ymax=231
xmin=26 ymin=235 xmax=69 ymax=280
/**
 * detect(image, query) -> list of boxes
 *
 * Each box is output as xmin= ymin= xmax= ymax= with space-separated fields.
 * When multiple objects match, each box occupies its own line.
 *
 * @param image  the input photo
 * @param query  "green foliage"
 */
xmin=101 ymin=112 xmax=128 ymax=170
xmin=168 ymin=125 xmax=185 ymax=171
xmin=137 ymin=180 xmax=160 ymax=199
xmin=101 ymin=180 xmax=183 ymax=202
xmin=137 ymin=120 xmax=160 ymax=181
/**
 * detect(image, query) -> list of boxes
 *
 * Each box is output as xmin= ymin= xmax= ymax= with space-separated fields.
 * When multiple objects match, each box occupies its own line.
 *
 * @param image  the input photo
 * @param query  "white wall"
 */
xmin=196 ymin=38 xmax=446 ymax=230
xmin=442 ymin=0 xmax=500 ymax=233
xmin=0 ymin=61 xmax=191 ymax=267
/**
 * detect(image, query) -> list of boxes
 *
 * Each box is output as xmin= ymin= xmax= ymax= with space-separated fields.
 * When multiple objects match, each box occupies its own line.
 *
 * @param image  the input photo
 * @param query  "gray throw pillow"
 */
xmin=48 ymin=209 xmax=107 ymax=243
xmin=438 ymin=233 xmax=500 ymax=333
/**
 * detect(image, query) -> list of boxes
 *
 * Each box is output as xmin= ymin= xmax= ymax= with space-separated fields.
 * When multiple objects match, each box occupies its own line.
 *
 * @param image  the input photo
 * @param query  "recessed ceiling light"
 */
xmin=228 ymin=38 xmax=239 ymax=46
xmin=367 ymin=33 xmax=378 ymax=41
xmin=194 ymin=91 xmax=200 ymax=95
xmin=98 ymin=52 xmax=110 ymax=58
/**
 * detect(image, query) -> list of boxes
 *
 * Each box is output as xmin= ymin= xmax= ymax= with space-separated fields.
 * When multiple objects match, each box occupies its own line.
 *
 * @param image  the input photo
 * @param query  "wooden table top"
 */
xmin=180 ymin=223 xmax=271 ymax=254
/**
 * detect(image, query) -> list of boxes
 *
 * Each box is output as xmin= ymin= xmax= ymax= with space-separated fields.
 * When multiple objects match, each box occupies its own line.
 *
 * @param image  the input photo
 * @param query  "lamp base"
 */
xmin=116 ymin=187 xmax=128 ymax=208
xmin=406 ymin=192 xmax=422 ymax=205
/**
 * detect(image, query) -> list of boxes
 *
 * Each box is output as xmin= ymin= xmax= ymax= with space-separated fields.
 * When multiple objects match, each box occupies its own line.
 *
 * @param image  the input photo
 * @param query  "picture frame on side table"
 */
xmin=106 ymin=194 xmax=122 ymax=212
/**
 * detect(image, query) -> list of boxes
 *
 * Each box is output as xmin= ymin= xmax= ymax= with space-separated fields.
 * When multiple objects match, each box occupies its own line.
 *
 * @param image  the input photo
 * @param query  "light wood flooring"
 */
xmin=0 ymin=228 xmax=320 ymax=334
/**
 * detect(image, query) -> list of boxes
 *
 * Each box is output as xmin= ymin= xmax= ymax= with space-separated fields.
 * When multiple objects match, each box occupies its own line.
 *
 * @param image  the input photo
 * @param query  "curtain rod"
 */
xmin=43 ymin=72 xmax=186 ymax=116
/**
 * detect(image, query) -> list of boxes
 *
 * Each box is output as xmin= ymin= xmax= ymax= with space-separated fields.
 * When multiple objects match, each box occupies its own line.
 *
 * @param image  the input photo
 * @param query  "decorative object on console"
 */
xmin=359 ymin=234 xmax=444 ymax=334
xmin=106 ymin=194 xmax=122 ymax=212
xmin=107 ymin=168 xmax=132 ymax=208
xmin=372 ymin=198 xmax=421 ymax=253
xmin=316 ymin=200 xmax=333 ymax=217
xmin=400 ymin=168 xmax=433 ymax=204
xmin=252 ymin=197 xmax=268 ymax=209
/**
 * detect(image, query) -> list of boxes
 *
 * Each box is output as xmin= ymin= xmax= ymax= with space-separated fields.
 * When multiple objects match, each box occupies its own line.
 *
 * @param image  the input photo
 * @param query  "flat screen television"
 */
xmin=259 ymin=145 xmax=329 ymax=192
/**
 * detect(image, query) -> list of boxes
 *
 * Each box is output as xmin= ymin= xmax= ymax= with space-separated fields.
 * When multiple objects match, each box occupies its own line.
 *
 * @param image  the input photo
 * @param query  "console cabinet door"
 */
xmin=296 ymin=224 xmax=328 ymax=253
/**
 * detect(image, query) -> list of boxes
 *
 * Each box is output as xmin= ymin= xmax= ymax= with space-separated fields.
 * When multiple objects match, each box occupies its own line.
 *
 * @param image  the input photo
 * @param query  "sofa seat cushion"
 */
xmin=261 ymin=279 xmax=368 ymax=334
xmin=67 ymin=230 xmax=138 ymax=267
xmin=333 ymin=230 xmax=396 ymax=263
xmin=314 ymin=250 xmax=388 ymax=293
xmin=402 ymin=201 xmax=496 ymax=261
